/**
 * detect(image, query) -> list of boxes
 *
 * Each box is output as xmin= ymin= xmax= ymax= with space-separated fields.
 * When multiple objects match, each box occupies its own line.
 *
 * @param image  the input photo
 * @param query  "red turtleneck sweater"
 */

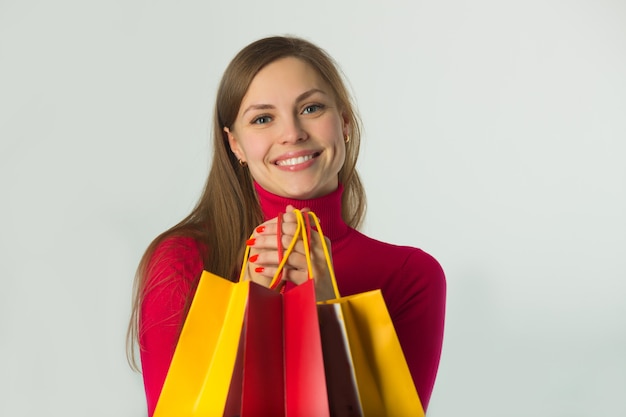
xmin=139 ymin=184 xmax=446 ymax=416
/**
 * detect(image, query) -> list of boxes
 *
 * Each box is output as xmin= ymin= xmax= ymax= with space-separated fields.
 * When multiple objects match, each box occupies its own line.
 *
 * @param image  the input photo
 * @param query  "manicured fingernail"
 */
xmin=246 ymin=238 xmax=256 ymax=246
xmin=255 ymin=226 xmax=265 ymax=233
xmin=254 ymin=267 xmax=264 ymax=273
xmin=249 ymin=254 xmax=259 ymax=263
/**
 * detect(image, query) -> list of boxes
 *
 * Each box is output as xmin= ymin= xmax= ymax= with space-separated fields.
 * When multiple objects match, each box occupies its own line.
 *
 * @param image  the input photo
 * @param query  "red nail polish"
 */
xmin=246 ymin=238 xmax=256 ymax=246
xmin=249 ymin=254 xmax=259 ymax=262
xmin=254 ymin=267 xmax=264 ymax=273
xmin=256 ymin=226 xmax=265 ymax=233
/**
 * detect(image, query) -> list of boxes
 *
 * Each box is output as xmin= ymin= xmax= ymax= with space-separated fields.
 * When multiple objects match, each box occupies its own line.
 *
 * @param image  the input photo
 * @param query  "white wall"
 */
xmin=1 ymin=1 xmax=624 ymax=416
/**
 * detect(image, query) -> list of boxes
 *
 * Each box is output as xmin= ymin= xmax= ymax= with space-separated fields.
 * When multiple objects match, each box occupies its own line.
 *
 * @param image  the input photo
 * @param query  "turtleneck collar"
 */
xmin=254 ymin=182 xmax=349 ymax=241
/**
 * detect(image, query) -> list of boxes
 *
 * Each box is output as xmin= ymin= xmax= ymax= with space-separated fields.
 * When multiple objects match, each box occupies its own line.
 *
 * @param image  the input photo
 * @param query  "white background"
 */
xmin=1 ymin=1 xmax=625 ymax=416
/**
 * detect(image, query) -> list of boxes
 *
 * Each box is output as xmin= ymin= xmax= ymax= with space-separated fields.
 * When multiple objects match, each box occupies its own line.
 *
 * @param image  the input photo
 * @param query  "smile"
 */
xmin=275 ymin=152 xmax=320 ymax=167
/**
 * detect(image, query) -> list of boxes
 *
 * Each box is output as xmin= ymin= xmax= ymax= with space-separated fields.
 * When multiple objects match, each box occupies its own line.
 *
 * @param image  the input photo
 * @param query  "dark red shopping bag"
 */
xmin=224 ymin=281 xmax=329 ymax=417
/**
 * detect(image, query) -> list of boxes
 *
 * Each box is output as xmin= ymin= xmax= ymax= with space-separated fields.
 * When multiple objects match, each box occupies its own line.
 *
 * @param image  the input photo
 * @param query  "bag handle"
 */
xmin=301 ymin=211 xmax=340 ymax=299
xmin=267 ymin=212 xmax=305 ymax=291
xmin=275 ymin=214 xmax=285 ymax=286
xmin=239 ymin=209 xmax=341 ymax=299
xmin=285 ymin=210 xmax=340 ymax=299
xmin=267 ymin=209 xmax=311 ymax=288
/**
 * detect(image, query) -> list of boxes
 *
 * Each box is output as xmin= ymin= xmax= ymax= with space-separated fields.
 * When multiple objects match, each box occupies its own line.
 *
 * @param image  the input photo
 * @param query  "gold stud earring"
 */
xmin=345 ymin=134 xmax=351 ymax=143
xmin=238 ymin=159 xmax=247 ymax=167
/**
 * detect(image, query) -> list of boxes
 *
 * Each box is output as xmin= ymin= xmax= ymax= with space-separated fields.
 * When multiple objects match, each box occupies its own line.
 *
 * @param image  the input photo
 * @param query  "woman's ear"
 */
xmin=341 ymin=111 xmax=351 ymax=137
xmin=224 ymin=127 xmax=245 ymax=163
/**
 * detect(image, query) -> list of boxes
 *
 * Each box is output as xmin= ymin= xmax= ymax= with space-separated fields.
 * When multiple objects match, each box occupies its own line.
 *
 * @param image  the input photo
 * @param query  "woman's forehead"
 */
xmin=238 ymin=57 xmax=333 ymax=111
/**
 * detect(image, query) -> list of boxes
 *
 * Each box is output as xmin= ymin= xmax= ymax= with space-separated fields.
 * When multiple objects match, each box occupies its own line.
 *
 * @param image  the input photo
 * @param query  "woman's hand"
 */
xmin=245 ymin=205 xmax=336 ymax=301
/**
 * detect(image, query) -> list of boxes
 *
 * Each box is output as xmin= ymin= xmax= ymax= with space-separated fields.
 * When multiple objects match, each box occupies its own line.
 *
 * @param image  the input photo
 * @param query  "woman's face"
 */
xmin=225 ymin=57 xmax=348 ymax=200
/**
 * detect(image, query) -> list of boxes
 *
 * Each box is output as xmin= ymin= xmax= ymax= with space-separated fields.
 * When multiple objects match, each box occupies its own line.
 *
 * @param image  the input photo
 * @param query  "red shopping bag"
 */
xmin=224 ymin=210 xmax=330 ymax=417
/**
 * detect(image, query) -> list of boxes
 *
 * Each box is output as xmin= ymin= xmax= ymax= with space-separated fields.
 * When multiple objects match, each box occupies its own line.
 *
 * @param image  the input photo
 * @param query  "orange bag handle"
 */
xmin=303 ymin=211 xmax=340 ymax=299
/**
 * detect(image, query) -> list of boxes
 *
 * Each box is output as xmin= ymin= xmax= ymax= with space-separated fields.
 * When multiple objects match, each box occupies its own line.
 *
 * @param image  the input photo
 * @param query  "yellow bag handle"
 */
xmin=303 ymin=211 xmax=340 ymax=299
xmin=239 ymin=209 xmax=340 ymax=299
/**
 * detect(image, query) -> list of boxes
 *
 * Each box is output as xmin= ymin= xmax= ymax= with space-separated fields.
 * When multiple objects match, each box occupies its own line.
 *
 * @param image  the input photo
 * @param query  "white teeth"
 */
xmin=276 ymin=154 xmax=314 ymax=166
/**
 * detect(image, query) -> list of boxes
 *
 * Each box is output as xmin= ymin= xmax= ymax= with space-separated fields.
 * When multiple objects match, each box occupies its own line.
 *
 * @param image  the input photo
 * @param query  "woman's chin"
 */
xmin=274 ymin=182 xmax=337 ymax=200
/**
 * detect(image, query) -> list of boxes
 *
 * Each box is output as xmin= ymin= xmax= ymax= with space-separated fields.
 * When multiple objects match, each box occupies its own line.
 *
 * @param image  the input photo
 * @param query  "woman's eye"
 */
xmin=252 ymin=115 xmax=272 ymax=124
xmin=302 ymin=104 xmax=324 ymax=115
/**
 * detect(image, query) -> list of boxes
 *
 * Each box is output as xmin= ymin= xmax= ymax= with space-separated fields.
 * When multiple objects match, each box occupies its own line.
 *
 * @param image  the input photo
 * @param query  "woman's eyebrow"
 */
xmin=242 ymin=103 xmax=275 ymax=117
xmin=296 ymin=88 xmax=327 ymax=102
xmin=242 ymin=89 xmax=328 ymax=117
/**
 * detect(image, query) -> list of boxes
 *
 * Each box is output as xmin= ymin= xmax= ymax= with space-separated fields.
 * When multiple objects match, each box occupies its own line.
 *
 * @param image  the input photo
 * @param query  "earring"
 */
xmin=345 ymin=134 xmax=351 ymax=143
xmin=238 ymin=159 xmax=247 ymax=167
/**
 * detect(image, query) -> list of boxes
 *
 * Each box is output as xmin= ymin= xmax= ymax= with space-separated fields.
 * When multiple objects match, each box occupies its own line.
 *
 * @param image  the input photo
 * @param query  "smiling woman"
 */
xmin=224 ymin=57 xmax=347 ymax=200
xmin=127 ymin=35 xmax=446 ymax=416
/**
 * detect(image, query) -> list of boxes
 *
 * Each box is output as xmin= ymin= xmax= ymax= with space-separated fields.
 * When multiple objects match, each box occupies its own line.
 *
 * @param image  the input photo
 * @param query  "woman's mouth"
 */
xmin=274 ymin=152 xmax=321 ymax=167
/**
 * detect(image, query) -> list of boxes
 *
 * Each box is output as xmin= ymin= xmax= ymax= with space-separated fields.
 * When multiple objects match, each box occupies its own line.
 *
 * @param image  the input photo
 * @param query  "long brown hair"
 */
xmin=127 ymin=36 xmax=366 ymax=369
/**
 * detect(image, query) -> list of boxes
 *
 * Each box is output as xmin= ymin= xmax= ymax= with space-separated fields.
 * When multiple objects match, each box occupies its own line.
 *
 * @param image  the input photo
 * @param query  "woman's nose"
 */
xmin=280 ymin=116 xmax=308 ymax=144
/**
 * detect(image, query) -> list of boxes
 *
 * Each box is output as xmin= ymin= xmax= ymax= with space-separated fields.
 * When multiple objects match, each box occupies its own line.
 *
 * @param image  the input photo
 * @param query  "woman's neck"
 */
xmin=254 ymin=182 xmax=349 ymax=240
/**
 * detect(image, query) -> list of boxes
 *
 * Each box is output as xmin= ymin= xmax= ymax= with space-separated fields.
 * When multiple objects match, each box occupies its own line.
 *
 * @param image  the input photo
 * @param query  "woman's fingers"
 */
xmin=247 ymin=249 xmax=315 ymax=288
xmin=249 ymin=225 xmax=300 ymax=249
xmin=246 ymin=205 xmax=331 ymax=294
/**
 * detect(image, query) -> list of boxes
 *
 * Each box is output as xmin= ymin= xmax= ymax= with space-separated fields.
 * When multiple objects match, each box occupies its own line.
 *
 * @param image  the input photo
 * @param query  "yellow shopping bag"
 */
xmin=320 ymin=291 xmax=424 ymax=417
xmin=153 ymin=272 xmax=250 ymax=416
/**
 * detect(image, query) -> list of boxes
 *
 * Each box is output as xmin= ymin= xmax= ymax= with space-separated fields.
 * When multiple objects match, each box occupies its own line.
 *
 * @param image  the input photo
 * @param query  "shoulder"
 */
xmin=145 ymin=236 xmax=205 ymax=288
xmin=350 ymin=228 xmax=442 ymax=268
xmin=402 ymin=246 xmax=445 ymax=282
xmin=334 ymin=228 xmax=444 ymax=292
xmin=347 ymin=228 xmax=445 ymax=288
xmin=150 ymin=235 xmax=203 ymax=262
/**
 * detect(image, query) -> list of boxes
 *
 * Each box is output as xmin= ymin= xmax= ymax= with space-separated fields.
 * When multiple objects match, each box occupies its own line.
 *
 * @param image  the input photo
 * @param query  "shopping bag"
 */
xmin=317 ymin=302 xmax=363 ymax=417
xmin=223 ymin=280 xmax=329 ymax=417
xmin=321 ymin=290 xmax=424 ymax=417
xmin=152 ymin=270 xmax=250 ymax=417
xmin=303 ymin=212 xmax=425 ymax=417
xmin=224 ymin=208 xmax=330 ymax=417
xmin=223 ymin=280 xmax=284 ymax=417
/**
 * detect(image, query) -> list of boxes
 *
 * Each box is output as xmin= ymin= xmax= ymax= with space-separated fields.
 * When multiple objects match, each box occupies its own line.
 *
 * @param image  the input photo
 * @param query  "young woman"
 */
xmin=128 ymin=36 xmax=446 ymax=416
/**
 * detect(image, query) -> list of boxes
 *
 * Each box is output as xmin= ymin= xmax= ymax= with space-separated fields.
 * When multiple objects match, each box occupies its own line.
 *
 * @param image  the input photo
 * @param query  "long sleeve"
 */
xmin=386 ymin=249 xmax=446 ymax=411
xmin=139 ymin=237 xmax=204 ymax=417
